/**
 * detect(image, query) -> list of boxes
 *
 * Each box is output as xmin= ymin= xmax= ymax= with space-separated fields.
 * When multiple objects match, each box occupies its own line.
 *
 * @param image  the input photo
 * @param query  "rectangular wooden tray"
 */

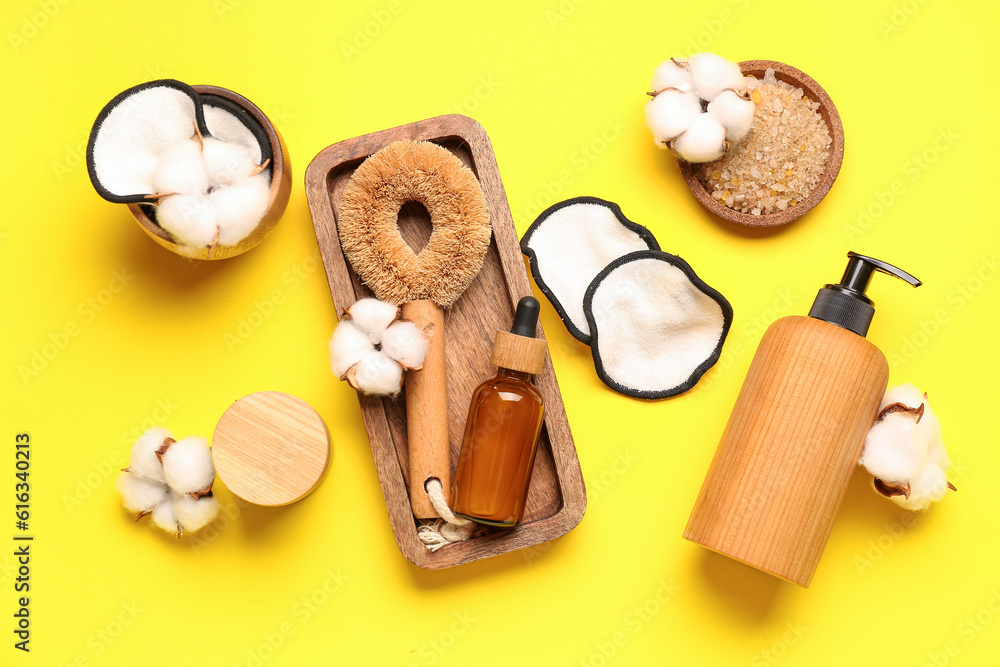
xmin=305 ymin=114 xmax=586 ymax=569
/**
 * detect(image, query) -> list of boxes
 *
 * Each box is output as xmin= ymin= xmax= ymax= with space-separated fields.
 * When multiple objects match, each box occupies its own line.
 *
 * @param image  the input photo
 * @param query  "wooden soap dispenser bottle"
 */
xmin=451 ymin=296 xmax=548 ymax=527
xmin=684 ymin=252 xmax=921 ymax=587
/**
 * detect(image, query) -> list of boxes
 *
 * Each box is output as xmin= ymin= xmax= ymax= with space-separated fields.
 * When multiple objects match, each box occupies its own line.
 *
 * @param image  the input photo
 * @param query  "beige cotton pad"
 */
xmin=584 ymin=250 xmax=732 ymax=399
xmin=521 ymin=197 xmax=659 ymax=344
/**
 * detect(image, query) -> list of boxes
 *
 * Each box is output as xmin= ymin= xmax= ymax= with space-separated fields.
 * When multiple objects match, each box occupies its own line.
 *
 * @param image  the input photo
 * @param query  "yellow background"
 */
xmin=1 ymin=0 xmax=997 ymax=665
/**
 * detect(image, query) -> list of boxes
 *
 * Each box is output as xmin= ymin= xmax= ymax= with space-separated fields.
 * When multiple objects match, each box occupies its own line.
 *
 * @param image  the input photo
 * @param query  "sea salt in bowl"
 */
xmin=679 ymin=60 xmax=844 ymax=227
xmin=127 ymin=85 xmax=292 ymax=260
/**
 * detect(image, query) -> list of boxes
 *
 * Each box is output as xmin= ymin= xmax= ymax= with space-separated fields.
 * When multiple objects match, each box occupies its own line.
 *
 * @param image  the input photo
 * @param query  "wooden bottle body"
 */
xmin=684 ymin=315 xmax=889 ymax=587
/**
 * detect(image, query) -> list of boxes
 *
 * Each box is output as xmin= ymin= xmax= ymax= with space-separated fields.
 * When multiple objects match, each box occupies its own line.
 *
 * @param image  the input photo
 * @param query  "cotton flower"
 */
xmin=329 ymin=297 xmax=431 ymax=396
xmin=151 ymin=124 xmax=270 ymax=256
xmin=117 ymin=427 xmax=219 ymax=536
xmin=859 ymin=384 xmax=955 ymax=511
xmin=645 ymin=52 xmax=757 ymax=163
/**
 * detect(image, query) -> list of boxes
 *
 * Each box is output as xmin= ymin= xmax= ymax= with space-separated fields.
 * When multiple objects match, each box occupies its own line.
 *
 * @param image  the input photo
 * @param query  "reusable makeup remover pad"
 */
xmin=584 ymin=250 xmax=732 ymax=399
xmin=87 ymin=79 xmax=271 ymax=203
xmin=521 ymin=197 xmax=659 ymax=344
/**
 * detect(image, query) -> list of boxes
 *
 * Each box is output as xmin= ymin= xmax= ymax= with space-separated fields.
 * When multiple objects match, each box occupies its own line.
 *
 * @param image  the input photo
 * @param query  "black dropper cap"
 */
xmin=510 ymin=296 xmax=541 ymax=338
xmin=807 ymin=252 xmax=921 ymax=337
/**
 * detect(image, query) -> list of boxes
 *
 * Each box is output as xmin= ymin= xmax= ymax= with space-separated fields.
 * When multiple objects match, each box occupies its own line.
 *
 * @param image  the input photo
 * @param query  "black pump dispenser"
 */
xmin=808 ymin=252 xmax=921 ymax=337
xmin=510 ymin=296 xmax=541 ymax=338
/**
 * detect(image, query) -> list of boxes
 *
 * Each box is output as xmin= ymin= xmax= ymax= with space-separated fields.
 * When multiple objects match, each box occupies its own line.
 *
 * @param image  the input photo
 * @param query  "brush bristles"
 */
xmin=338 ymin=140 xmax=492 ymax=307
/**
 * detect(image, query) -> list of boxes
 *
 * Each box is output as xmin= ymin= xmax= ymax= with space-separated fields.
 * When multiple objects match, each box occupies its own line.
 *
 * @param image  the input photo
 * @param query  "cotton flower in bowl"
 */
xmin=644 ymin=55 xmax=845 ymax=227
xmin=87 ymin=79 xmax=292 ymax=259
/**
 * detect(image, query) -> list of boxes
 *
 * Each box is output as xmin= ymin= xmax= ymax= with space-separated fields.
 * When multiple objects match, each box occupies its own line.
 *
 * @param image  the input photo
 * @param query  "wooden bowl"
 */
xmin=127 ymin=85 xmax=292 ymax=260
xmin=678 ymin=60 xmax=844 ymax=227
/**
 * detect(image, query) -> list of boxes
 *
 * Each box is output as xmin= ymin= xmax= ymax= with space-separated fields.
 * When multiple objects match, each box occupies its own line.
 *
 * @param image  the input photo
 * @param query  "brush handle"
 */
xmin=402 ymin=299 xmax=450 ymax=519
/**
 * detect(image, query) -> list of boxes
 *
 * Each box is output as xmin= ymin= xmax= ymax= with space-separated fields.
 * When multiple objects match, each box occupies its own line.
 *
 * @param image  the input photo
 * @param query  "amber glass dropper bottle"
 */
xmin=451 ymin=296 xmax=548 ymax=527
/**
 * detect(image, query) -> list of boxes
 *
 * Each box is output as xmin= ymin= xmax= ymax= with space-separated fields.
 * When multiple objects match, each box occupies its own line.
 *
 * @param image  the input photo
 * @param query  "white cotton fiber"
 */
xmin=521 ymin=199 xmax=658 ymax=343
xmin=347 ymin=298 xmax=402 ymax=344
xmin=210 ymin=172 xmax=271 ymax=246
xmin=151 ymin=137 xmax=209 ymax=195
xmin=645 ymin=90 xmax=702 ymax=147
xmin=381 ymin=320 xmax=430 ymax=370
xmin=859 ymin=418 xmax=924 ymax=483
xmin=128 ymin=426 xmax=171 ymax=483
xmin=672 ymin=113 xmax=727 ymax=163
xmin=688 ymin=52 xmax=746 ymax=101
xmin=116 ymin=473 xmax=169 ymax=514
xmin=173 ymin=493 xmax=220 ymax=533
xmin=329 ymin=320 xmax=376 ymax=378
xmin=203 ymin=103 xmax=264 ymax=165
xmin=860 ymin=384 xmax=953 ymax=511
xmin=351 ymin=350 xmax=404 ymax=396
xmin=650 ymin=59 xmax=694 ymax=94
xmin=202 ymin=137 xmax=256 ymax=186
xmin=150 ymin=497 xmax=179 ymax=535
xmin=156 ymin=193 xmax=219 ymax=248
xmin=708 ymin=90 xmax=755 ymax=142
xmin=160 ymin=437 xmax=215 ymax=496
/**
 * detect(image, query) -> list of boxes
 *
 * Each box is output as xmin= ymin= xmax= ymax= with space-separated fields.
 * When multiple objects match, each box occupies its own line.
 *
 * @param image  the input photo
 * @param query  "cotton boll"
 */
xmin=160 ymin=436 xmax=215 ymax=497
xmin=173 ymin=493 xmax=219 ymax=534
xmin=860 ymin=384 xmax=954 ymax=510
xmin=156 ymin=193 xmax=219 ymax=248
xmin=202 ymin=137 xmax=255 ymax=186
xmin=151 ymin=137 xmax=209 ymax=195
xmin=329 ymin=320 xmax=376 ymax=378
xmin=381 ymin=319 xmax=430 ymax=370
xmin=150 ymin=497 xmax=180 ymax=536
xmin=672 ymin=114 xmax=727 ymax=163
xmin=688 ymin=52 xmax=746 ymax=101
xmin=859 ymin=416 xmax=925 ymax=484
xmin=127 ymin=426 xmax=171 ymax=483
xmin=645 ymin=90 xmax=701 ymax=147
xmin=650 ymin=59 xmax=693 ymax=94
xmin=346 ymin=298 xmax=401 ymax=344
xmin=210 ymin=173 xmax=271 ymax=246
xmin=347 ymin=351 xmax=404 ymax=396
xmin=891 ymin=464 xmax=951 ymax=511
xmin=708 ymin=90 xmax=755 ymax=142
xmin=116 ymin=472 xmax=168 ymax=514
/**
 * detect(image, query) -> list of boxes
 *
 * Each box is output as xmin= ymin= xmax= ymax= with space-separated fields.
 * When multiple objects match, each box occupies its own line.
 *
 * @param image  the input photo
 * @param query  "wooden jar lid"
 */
xmin=490 ymin=331 xmax=547 ymax=375
xmin=212 ymin=391 xmax=331 ymax=506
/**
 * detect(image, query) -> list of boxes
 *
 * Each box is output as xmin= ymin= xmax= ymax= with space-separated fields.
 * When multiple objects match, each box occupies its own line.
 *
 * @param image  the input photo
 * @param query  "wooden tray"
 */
xmin=305 ymin=114 xmax=586 ymax=569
